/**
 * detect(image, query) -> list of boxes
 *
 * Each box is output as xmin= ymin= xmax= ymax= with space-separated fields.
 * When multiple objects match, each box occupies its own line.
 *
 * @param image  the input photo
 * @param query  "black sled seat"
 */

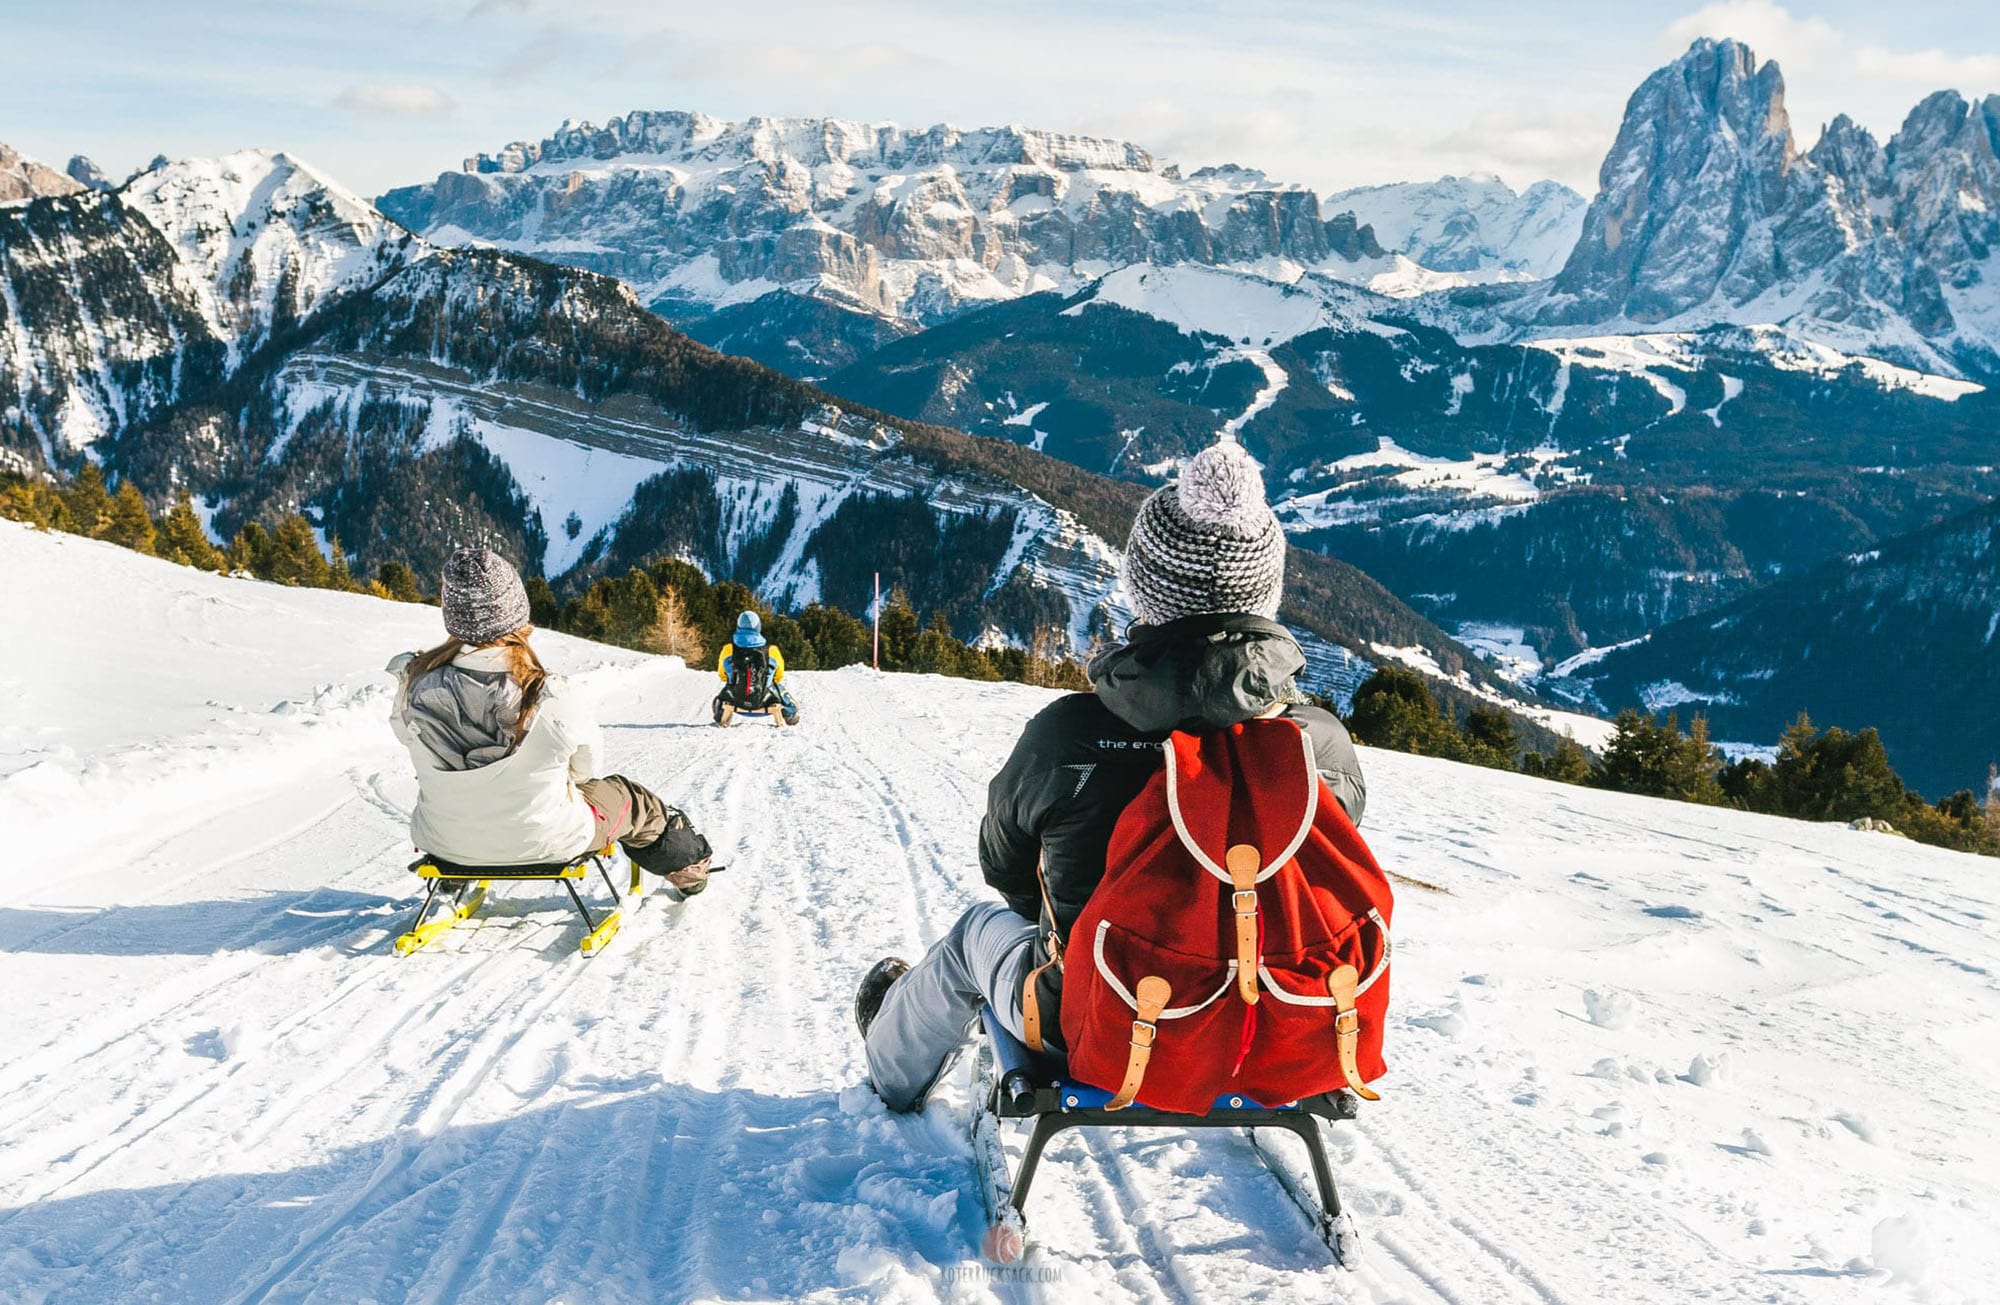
xmin=972 ymin=1004 xmax=1363 ymax=1264
xmin=395 ymin=847 xmax=640 ymax=957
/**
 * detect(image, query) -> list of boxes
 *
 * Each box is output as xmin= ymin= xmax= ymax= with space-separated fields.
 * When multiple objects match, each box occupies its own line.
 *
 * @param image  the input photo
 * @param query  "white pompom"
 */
xmin=1176 ymin=441 xmax=1267 ymax=529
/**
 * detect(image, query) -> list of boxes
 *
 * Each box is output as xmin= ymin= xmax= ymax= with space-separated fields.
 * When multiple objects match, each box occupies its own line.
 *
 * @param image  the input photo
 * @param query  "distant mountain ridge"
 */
xmin=376 ymin=109 xmax=1555 ymax=331
xmin=1 ymin=148 xmax=1524 ymax=722
xmin=1327 ymin=175 xmax=1585 ymax=279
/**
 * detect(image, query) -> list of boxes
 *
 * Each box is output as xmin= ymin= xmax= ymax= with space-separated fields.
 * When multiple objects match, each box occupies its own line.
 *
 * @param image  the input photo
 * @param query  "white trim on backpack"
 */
xmin=1161 ymin=726 xmax=1320 ymax=885
xmin=1092 ymin=920 xmax=1240 ymax=1019
xmin=1253 ymin=909 xmax=1393 ymax=1005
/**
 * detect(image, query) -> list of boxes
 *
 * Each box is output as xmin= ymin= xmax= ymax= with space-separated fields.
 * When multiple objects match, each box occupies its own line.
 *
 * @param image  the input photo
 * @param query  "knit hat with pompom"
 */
xmin=440 ymin=547 xmax=532 ymax=645
xmin=1123 ymin=441 xmax=1286 ymax=627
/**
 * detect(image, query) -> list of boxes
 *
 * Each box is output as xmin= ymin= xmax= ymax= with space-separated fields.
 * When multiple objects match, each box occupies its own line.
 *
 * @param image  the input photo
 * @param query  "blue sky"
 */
xmin=3 ymin=1 xmax=1997 ymax=199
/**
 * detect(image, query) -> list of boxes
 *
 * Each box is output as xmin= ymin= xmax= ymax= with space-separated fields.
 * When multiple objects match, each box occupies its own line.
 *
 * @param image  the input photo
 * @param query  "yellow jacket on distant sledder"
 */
xmin=713 ymin=611 xmax=800 ymax=726
xmin=715 ymin=642 xmax=786 ymax=683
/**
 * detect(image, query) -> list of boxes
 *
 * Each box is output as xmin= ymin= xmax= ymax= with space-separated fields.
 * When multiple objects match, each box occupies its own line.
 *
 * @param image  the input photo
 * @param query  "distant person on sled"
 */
xmin=714 ymin=611 xmax=800 ymax=727
xmin=387 ymin=548 xmax=714 ymax=896
xmin=854 ymin=441 xmax=1370 ymax=1111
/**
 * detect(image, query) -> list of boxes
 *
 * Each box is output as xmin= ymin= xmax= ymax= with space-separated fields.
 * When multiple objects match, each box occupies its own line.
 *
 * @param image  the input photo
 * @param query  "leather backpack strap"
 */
xmin=1104 ymin=975 xmax=1172 ymax=1111
xmin=1327 ymin=964 xmax=1381 ymax=1101
xmin=1020 ymin=857 xmax=1065 ymax=1053
xmin=1020 ymin=957 xmax=1058 ymax=1052
xmin=1226 ymin=844 xmax=1262 ymax=1004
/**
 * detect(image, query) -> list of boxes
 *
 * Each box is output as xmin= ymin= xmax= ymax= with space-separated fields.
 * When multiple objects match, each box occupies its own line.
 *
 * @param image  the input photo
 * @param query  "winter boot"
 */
xmin=712 ymin=694 xmax=734 ymax=728
xmin=854 ymin=957 xmax=911 ymax=1038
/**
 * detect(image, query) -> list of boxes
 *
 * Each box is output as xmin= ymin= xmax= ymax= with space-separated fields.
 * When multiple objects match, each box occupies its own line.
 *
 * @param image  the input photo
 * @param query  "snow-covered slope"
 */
xmin=3 ymin=521 xmax=1995 ymax=1302
xmin=1327 ymin=175 xmax=1585 ymax=279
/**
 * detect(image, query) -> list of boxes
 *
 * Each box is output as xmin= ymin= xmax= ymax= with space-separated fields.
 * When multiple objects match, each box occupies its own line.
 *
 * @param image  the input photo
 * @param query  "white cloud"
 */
xmin=1853 ymin=47 xmax=2000 ymax=89
xmin=1662 ymin=1 xmax=1841 ymax=69
xmin=334 ymin=83 xmax=456 ymax=117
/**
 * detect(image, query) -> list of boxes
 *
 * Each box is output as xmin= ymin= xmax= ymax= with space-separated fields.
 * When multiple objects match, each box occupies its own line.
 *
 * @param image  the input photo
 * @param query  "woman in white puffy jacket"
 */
xmin=387 ymin=548 xmax=711 ymax=894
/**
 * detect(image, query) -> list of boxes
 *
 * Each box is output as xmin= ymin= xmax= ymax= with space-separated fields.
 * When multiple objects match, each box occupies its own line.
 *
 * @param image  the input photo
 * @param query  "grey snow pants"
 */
xmin=864 ymin=900 xmax=1040 ymax=1112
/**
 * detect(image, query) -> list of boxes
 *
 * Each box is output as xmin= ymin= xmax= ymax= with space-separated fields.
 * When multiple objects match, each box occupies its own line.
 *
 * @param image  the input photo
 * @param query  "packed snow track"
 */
xmin=2 ymin=524 xmax=1995 ymax=1303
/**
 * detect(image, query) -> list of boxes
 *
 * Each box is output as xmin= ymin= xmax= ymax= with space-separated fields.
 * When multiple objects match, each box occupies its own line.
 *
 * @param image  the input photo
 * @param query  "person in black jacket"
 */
xmin=855 ymin=441 xmax=1366 ymax=1112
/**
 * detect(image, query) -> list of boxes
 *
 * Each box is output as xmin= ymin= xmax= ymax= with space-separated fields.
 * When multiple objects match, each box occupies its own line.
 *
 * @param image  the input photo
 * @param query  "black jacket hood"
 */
xmin=1088 ymin=613 xmax=1307 ymax=734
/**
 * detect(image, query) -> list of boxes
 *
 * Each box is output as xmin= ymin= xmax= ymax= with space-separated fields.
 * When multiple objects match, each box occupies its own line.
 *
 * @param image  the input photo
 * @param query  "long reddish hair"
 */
xmin=405 ymin=626 xmax=547 ymax=744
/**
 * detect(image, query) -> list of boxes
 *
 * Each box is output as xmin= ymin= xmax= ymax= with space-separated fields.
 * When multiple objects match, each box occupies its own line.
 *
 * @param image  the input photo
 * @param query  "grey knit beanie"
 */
xmin=1124 ymin=441 xmax=1286 ymax=626
xmin=440 ymin=547 xmax=532 ymax=644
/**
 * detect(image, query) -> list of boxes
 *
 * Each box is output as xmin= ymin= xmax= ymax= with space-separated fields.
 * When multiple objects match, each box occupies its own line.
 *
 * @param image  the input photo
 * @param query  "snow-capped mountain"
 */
xmin=3 ymin=155 xmax=1509 ymax=697
xmin=0 ymin=141 xmax=83 ymax=203
xmin=123 ymin=150 xmax=411 ymax=365
xmin=0 ymin=149 xmax=417 ymax=460
xmin=1326 ymin=175 xmax=1585 ymax=279
xmin=1502 ymin=38 xmax=2000 ymax=379
xmin=376 ymin=110 xmax=1410 ymax=326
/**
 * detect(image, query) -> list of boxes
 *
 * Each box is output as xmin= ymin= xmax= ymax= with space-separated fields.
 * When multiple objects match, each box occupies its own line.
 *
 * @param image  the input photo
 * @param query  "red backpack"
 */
xmin=1056 ymin=718 xmax=1393 ymax=1115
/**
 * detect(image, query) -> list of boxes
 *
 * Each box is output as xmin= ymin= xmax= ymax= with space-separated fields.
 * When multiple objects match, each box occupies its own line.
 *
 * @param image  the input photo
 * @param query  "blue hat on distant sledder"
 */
xmin=734 ymin=610 xmax=766 ymax=649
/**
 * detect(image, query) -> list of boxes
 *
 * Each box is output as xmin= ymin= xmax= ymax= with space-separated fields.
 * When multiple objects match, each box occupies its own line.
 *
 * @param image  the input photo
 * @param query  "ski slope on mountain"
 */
xmin=2 ymin=521 xmax=1996 ymax=1304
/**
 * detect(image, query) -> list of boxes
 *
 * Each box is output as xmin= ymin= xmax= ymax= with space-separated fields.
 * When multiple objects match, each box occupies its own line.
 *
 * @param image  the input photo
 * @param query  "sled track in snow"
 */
xmin=5 ymin=657 xmax=1996 ymax=1302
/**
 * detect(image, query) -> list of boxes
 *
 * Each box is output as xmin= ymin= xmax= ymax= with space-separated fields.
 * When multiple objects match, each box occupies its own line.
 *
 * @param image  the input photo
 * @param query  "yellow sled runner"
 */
xmin=394 ymin=847 xmax=641 ymax=957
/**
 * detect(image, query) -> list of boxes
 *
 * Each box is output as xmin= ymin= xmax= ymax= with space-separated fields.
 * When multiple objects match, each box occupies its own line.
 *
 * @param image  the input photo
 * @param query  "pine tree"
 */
xmin=875 ymin=589 xmax=920 ymax=670
xmin=1590 ymin=710 xmax=1724 ymax=805
xmin=525 ymin=576 xmax=559 ymax=626
xmin=1462 ymin=705 xmax=1520 ymax=770
xmin=376 ymin=560 xmax=424 ymax=602
xmin=641 ymin=585 xmax=705 ymax=662
xmin=228 ymin=521 xmax=270 ymax=575
xmin=1347 ymin=666 xmax=1459 ymax=758
xmin=156 ymin=493 xmax=225 ymax=570
xmin=101 ymin=482 xmax=157 ymax=554
xmin=261 ymin=514 xmax=331 ymax=587
xmin=1522 ymin=736 xmax=1592 ymax=785
xmin=64 ymin=463 xmax=112 ymax=538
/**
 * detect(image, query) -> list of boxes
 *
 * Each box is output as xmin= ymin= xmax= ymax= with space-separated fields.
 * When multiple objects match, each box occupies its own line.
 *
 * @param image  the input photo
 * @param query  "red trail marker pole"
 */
xmin=872 ymin=571 xmax=881 ymax=670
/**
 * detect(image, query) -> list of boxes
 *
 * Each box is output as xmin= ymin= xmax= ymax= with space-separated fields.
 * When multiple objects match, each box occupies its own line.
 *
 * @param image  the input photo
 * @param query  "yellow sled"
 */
xmin=394 ymin=846 xmax=642 ymax=957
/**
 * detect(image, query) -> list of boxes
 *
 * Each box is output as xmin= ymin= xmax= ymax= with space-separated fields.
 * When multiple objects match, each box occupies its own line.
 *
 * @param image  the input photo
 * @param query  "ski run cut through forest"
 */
xmin=1 ymin=520 xmax=1997 ymax=1303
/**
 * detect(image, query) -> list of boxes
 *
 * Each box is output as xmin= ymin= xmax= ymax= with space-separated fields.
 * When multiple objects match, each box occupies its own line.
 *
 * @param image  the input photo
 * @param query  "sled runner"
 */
xmin=970 ymin=1004 xmax=1364 ymax=1266
xmin=394 ymin=846 xmax=642 ymax=957
xmin=712 ymin=695 xmax=794 ymax=728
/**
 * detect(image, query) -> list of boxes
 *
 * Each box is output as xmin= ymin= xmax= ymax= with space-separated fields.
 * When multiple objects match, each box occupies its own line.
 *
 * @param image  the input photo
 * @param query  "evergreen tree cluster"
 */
xmin=0 ymin=465 xmax=427 ymax=602
xmin=1344 ymin=665 xmax=1997 ymax=857
xmin=540 ymin=557 xmax=1089 ymax=690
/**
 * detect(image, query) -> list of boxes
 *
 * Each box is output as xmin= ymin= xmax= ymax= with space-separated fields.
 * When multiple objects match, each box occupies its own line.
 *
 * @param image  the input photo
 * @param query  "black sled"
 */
xmin=969 ymin=1005 xmax=1363 ymax=1266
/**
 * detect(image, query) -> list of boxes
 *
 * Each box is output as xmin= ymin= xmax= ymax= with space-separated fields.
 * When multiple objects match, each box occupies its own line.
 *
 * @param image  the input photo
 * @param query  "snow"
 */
xmin=1704 ymin=373 xmax=1744 ymax=426
xmin=1219 ymin=348 xmax=1289 ymax=439
xmin=1455 ymin=622 xmax=1542 ymax=683
xmin=4 ymin=519 xmax=1998 ymax=1302
xmin=1277 ymin=437 xmax=1548 ymax=530
xmin=1066 ymin=263 xmax=1343 ymax=345
xmin=457 ymin=416 xmax=672 ymax=576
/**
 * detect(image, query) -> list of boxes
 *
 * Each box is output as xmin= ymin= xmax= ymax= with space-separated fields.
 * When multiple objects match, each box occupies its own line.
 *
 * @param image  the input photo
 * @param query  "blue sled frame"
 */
xmin=970 ymin=1004 xmax=1364 ymax=1265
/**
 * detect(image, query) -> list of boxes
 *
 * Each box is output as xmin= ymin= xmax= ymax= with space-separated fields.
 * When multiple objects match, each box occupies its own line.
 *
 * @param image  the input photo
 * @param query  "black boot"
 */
xmin=854 ymin=957 xmax=911 ymax=1038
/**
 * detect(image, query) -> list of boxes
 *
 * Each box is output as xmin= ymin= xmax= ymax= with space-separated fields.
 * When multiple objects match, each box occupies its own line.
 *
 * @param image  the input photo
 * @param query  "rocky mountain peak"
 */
xmin=384 ymin=108 xmax=1405 ymax=326
xmin=1515 ymin=39 xmax=1999 ymax=377
xmin=0 ymin=141 xmax=84 ymax=203
xmin=65 ymin=155 xmax=111 ymax=192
